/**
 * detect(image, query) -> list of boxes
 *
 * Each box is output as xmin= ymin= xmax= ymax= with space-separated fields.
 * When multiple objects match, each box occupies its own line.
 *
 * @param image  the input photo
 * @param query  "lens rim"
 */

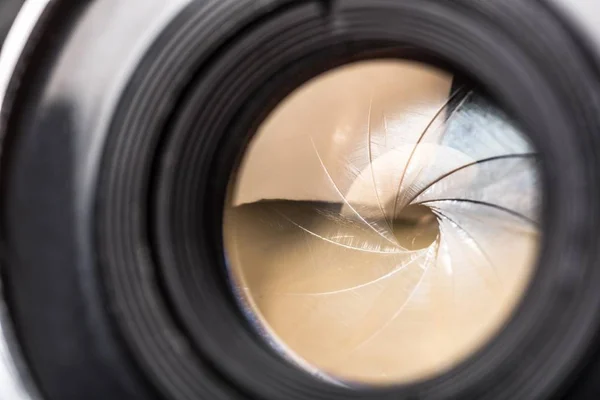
xmin=99 ymin=1 xmax=600 ymax=399
xmin=0 ymin=1 xmax=188 ymax=400
xmin=2 ymin=1 xmax=600 ymax=400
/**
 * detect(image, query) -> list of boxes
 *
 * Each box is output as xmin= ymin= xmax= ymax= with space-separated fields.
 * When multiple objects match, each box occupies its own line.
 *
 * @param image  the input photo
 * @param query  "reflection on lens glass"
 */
xmin=223 ymin=60 xmax=541 ymax=385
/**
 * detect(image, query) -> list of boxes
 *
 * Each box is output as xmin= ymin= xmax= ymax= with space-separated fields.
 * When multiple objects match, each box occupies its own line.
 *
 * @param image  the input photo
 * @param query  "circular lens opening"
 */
xmin=223 ymin=60 xmax=541 ymax=386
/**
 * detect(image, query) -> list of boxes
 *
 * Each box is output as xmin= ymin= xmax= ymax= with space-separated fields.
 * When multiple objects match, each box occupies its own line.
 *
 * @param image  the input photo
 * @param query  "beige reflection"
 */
xmin=224 ymin=60 xmax=540 ymax=385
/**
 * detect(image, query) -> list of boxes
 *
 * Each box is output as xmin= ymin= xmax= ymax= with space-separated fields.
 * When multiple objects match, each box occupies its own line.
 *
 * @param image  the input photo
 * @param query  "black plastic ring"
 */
xmin=2 ymin=0 xmax=600 ymax=399
xmin=96 ymin=1 xmax=600 ymax=399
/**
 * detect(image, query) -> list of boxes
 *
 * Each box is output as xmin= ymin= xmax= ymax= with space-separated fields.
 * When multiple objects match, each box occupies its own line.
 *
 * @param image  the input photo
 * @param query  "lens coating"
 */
xmin=223 ymin=60 xmax=541 ymax=385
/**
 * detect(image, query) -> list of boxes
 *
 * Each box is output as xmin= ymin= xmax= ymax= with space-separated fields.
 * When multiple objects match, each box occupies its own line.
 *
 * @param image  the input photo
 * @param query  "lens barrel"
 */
xmin=1 ymin=1 xmax=600 ymax=399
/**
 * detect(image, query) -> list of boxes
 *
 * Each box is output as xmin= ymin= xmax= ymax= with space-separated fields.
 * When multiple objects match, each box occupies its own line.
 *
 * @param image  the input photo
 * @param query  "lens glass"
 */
xmin=223 ymin=60 xmax=541 ymax=386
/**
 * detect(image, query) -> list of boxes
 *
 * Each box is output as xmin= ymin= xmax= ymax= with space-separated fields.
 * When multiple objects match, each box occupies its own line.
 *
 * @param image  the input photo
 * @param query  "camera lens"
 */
xmin=223 ymin=60 xmax=541 ymax=385
xmin=4 ymin=1 xmax=600 ymax=399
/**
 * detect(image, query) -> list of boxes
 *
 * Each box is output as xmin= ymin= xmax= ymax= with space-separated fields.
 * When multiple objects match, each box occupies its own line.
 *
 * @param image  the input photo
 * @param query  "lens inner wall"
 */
xmin=94 ymin=0 xmax=600 ymax=398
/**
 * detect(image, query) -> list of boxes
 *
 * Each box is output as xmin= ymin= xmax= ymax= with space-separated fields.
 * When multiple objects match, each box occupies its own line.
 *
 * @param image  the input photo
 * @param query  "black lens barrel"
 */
xmin=1 ymin=1 xmax=600 ymax=399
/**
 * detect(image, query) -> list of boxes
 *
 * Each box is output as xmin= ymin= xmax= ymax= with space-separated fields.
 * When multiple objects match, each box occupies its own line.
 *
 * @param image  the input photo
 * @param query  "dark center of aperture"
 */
xmin=392 ymin=205 xmax=439 ymax=250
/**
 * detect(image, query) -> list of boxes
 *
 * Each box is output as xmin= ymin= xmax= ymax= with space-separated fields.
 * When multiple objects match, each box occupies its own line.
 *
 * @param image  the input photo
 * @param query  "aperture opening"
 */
xmin=222 ymin=59 xmax=542 ymax=386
